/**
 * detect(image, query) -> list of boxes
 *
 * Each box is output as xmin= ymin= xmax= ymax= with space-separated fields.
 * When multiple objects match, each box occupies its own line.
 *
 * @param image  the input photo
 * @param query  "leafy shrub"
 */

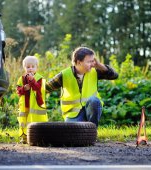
xmin=99 ymin=78 xmax=151 ymax=126
xmin=1 ymin=38 xmax=151 ymax=128
xmin=0 ymin=34 xmax=71 ymax=128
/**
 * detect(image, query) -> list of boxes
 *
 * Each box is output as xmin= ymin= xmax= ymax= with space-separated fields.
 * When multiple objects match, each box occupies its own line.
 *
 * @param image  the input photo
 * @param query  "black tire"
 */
xmin=27 ymin=122 xmax=97 ymax=147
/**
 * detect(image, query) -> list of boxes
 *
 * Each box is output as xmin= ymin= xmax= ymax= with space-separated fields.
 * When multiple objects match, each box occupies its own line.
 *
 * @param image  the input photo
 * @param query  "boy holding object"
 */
xmin=16 ymin=56 xmax=48 ymax=144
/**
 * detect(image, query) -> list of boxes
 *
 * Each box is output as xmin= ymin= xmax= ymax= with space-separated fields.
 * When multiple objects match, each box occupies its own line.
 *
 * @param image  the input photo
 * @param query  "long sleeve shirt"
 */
xmin=17 ymin=76 xmax=44 ymax=108
xmin=46 ymin=65 xmax=118 ymax=93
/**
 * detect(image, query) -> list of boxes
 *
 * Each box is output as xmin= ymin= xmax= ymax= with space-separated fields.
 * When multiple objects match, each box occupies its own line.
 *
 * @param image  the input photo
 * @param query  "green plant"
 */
xmin=2 ymin=125 xmax=151 ymax=144
xmin=0 ymin=101 xmax=18 ymax=129
xmin=109 ymin=54 xmax=120 ymax=73
xmin=99 ymin=78 xmax=151 ymax=126
xmin=2 ymin=39 xmax=151 ymax=128
xmin=0 ymin=128 xmax=19 ymax=143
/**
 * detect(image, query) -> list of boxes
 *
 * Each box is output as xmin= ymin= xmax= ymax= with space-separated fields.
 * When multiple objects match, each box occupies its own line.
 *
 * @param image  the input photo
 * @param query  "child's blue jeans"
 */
xmin=65 ymin=96 xmax=102 ymax=127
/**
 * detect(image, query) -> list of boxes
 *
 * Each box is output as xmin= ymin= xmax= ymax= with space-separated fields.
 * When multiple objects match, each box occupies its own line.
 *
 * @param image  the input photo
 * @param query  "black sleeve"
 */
xmin=97 ymin=65 xmax=118 ymax=80
xmin=46 ymin=72 xmax=63 ymax=92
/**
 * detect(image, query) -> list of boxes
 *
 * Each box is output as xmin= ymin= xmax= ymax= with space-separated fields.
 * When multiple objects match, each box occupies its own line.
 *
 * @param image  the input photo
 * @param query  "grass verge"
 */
xmin=0 ymin=128 xmax=19 ymax=143
xmin=0 ymin=125 xmax=150 ymax=144
xmin=97 ymin=125 xmax=151 ymax=142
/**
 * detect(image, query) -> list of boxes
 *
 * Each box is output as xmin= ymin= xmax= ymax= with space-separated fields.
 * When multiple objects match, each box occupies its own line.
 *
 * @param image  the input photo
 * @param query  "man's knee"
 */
xmin=87 ymin=96 xmax=101 ymax=106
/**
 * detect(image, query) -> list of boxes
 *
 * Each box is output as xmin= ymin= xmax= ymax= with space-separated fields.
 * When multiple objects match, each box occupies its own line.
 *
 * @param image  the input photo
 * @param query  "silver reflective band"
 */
xmin=20 ymin=122 xmax=26 ymax=128
xmin=30 ymin=108 xmax=46 ymax=115
xmin=20 ymin=122 xmax=36 ymax=127
xmin=61 ymin=98 xmax=81 ymax=105
xmin=62 ymin=107 xmax=81 ymax=115
xmin=61 ymin=92 xmax=97 ymax=105
xmin=19 ymin=112 xmax=27 ymax=117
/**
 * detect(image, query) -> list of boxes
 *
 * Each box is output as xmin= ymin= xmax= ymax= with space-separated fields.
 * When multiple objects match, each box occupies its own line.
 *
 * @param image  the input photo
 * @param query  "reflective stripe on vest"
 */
xmin=20 ymin=122 xmax=26 ymax=128
xmin=30 ymin=108 xmax=47 ymax=115
xmin=18 ymin=108 xmax=46 ymax=117
xmin=17 ymin=73 xmax=46 ymax=113
xmin=61 ymin=91 xmax=97 ymax=105
xmin=17 ymin=73 xmax=48 ymax=136
xmin=19 ymin=122 xmax=31 ymax=128
xmin=61 ymin=67 xmax=101 ymax=119
xmin=62 ymin=107 xmax=81 ymax=116
xmin=19 ymin=112 xmax=27 ymax=117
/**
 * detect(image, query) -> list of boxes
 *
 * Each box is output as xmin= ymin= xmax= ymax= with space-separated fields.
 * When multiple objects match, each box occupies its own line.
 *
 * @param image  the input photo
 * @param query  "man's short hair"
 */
xmin=72 ymin=47 xmax=95 ymax=65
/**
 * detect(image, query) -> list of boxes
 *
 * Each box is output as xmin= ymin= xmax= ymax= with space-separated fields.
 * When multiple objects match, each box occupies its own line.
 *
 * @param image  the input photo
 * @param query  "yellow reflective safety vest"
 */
xmin=17 ymin=72 xmax=48 ymax=136
xmin=61 ymin=67 xmax=102 ymax=119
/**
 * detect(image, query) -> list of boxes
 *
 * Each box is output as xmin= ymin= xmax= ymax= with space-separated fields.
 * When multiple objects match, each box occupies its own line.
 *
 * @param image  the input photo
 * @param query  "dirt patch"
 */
xmin=0 ymin=141 xmax=151 ymax=165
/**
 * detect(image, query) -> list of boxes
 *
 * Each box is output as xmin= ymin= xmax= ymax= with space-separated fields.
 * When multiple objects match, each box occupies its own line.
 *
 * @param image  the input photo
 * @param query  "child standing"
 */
xmin=16 ymin=56 xmax=48 ymax=144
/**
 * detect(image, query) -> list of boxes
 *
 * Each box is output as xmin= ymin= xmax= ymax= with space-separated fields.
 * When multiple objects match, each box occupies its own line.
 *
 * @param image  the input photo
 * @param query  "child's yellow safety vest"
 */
xmin=17 ymin=72 xmax=48 ymax=136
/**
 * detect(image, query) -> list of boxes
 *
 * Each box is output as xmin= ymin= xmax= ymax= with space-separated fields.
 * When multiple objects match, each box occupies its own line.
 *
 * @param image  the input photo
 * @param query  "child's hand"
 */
xmin=26 ymin=73 xmax=34 ymax=81
xmin=24 ymin=84 xmax=30 ymax=91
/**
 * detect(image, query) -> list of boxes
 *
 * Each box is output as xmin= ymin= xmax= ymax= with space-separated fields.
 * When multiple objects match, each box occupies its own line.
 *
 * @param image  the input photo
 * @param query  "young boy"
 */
xmin=16 ymin=56 xmax=48 ymax=144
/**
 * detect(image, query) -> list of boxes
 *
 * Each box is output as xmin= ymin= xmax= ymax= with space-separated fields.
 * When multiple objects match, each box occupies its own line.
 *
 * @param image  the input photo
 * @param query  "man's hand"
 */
xmin=93 ymin=58 xmax=108 ymax=72
xmin=24 ymin=84 xmax=30 ymax=91
xmin=92 ymin=58 xmax=100 ymax=69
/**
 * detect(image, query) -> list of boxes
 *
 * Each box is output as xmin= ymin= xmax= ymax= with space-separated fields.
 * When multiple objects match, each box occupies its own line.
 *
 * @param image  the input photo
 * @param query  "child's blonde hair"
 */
xmin=23 ymin=56 xmax=39 ymax=69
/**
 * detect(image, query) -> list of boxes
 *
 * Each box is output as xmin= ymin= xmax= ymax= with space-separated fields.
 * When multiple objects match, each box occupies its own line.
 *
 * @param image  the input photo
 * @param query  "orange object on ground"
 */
xmin=136 ymin=106 xmax=147 ymax=146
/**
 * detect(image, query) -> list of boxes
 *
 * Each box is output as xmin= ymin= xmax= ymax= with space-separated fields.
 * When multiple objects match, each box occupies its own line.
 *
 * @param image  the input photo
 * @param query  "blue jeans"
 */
xmin=65 ymin=96 xmax=102 ymax=127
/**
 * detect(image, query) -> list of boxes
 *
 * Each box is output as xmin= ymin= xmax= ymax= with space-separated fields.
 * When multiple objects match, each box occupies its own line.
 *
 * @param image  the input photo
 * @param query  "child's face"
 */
xmin=24 ymin=63 xmax=37 ymax=74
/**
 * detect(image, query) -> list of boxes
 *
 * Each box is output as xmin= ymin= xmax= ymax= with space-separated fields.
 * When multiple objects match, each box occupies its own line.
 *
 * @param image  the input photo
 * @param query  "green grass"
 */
xmin=0 ymin=126 xmax=150 ymax=144
xmin=0 ymin=128 xmax=19 ymax=143
xmin=97 ymin=125 xmax=151 ymax=142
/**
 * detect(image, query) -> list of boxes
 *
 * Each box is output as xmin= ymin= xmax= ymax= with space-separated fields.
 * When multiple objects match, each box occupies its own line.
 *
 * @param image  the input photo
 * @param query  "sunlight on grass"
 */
xmin=0 ymin=128 xmax=19 ymax=143
xmin=1 ymin=126 xmax=151 ymax=144
xmin=97 ymin=125 xmax=151 ymax=142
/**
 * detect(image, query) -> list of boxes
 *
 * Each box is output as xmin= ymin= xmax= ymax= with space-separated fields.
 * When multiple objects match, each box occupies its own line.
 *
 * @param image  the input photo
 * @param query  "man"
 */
xmin=46 ymin=47 xmax=118 ymax=127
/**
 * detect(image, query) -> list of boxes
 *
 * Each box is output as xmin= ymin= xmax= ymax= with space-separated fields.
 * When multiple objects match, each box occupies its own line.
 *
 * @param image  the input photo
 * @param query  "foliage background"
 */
xmin=1 ymin=0 xmax=151 ymax=65
xmin=1 ymin=0 xmax=151 ymax=128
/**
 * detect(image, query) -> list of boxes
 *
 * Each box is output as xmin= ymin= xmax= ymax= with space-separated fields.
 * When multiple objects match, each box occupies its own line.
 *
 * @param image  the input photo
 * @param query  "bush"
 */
xmin=1 ymin=40 xmax=151 ymax=128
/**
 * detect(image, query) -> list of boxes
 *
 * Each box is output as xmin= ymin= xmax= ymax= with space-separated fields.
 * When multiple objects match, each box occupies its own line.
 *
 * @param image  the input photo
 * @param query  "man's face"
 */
xmin=79 ymin=55 xmax=95 ymax=73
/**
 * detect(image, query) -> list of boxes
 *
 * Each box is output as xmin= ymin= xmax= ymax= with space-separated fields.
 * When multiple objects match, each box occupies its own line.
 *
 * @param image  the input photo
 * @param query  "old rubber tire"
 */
xmin=27 ymin=122 xmax=97 ymax=147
